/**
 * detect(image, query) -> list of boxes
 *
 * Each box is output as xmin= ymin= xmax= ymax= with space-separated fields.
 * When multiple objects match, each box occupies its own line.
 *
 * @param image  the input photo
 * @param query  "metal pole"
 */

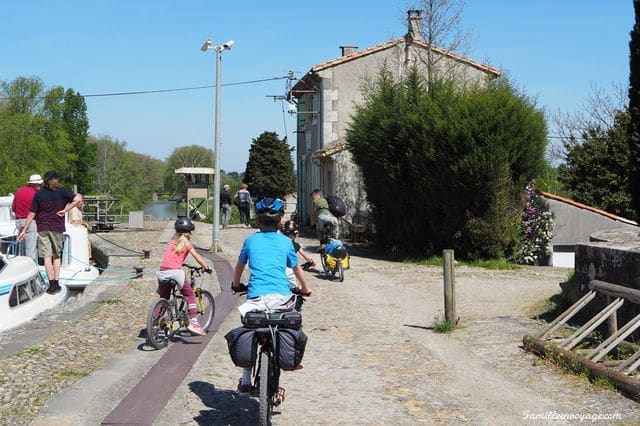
xmin=212 ymin=47 xmax=222 ymax=252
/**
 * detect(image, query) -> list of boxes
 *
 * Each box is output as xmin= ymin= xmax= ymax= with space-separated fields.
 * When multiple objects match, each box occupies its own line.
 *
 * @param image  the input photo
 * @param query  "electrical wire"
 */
xmin=0 ymin=76 xmax=289 ymax=100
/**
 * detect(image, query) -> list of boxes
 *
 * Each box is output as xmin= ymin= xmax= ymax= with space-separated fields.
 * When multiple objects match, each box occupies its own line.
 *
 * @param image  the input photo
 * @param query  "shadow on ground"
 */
xmin=190 ymin=380 xmax=278 ymax=425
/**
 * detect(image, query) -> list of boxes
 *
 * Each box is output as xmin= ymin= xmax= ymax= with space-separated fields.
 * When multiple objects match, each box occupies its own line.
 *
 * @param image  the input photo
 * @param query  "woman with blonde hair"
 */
xmin=155 ymin=217 xmax=211 ymax=335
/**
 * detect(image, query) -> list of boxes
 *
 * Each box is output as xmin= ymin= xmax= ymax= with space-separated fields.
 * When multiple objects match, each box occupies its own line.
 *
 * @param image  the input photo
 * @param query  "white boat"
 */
xmin=0 ymin=194 xmax=99 ymax=290
xmin=0 ymin=253 xmax=67 ymax=332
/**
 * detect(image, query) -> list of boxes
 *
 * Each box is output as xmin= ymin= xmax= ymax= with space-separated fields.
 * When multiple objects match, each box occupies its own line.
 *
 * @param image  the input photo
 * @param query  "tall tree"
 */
xmin=628 ymin=0 xmax=640 ymax=216
xmin=347 ymin=68 xmax=546 ymax=259
xmin=244 ymin=131 xmax=295 ymax=200
xmin=63 ymin=89 xmax=95 ymax=193
xmin=558 ymin=111 xmax=633 ymax=219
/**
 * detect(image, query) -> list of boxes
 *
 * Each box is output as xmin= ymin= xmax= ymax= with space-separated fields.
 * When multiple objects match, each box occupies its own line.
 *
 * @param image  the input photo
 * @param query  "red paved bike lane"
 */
xmin=102 ymin=248 xmax=236 ymax=425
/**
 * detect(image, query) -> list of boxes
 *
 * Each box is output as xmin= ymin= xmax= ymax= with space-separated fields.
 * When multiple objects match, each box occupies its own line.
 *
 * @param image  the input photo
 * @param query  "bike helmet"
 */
xmin=282 ymin=220 xmax=299 ymax=236
xmin=255 ymin=198 xmax=284 ymax=225
xmin=174 ymin=216 xmax=195 ymax=232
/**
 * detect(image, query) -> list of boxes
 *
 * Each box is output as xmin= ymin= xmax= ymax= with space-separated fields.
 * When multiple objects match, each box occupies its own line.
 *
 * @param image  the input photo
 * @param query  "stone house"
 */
xmin=292 ymin=10 xmax=500 ymax=235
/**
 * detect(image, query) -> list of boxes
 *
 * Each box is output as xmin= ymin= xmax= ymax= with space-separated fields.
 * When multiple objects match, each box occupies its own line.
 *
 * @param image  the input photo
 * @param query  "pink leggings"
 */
xmin=156 ymin=277 xmax=198 ymax=320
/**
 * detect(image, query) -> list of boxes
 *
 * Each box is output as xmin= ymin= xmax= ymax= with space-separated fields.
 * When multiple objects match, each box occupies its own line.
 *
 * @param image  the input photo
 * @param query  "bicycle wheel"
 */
xmin=196 ymin=289 xmax=215 ymax=331
xmin=320 ymin=253 xmax=329 ymax=273
xmin=146 ymin=299 xmax=171 ymax=349
xmin=258 ymin=350 xmax=273 ymax=425
xmin=338 ymin=262 xmax=344 ymax=282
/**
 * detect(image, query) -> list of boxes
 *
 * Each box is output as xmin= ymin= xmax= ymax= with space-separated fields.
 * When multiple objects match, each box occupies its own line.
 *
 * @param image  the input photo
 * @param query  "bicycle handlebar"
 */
xmin=231 ymin=283 xmax=310 ymax=297
xmin=182 ymin=264 xmax=213 ymax=275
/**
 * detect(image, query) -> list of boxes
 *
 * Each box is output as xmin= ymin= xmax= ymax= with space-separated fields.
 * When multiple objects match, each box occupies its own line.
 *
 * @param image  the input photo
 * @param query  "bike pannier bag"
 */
xmin=243 ymin=310 xmax=302 ymax=329
xmin=326 ymin=195 xmax=346 ymax=217
xmin=277 ymin=328 xmax=308 ymax=371
xmin=224 ymin=326 xmax=257 ymax=368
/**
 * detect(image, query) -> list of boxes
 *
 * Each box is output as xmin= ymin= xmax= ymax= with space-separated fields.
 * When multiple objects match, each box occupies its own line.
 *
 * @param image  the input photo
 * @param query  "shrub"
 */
xmin=516 ymin=180 xmax=554 ymax=264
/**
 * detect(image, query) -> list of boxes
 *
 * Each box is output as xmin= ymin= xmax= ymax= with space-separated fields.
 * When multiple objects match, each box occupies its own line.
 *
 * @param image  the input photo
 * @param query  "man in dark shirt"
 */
xmin=221 ymin=184 xmax=233 ymax=229
xmin=12 ymin=174 xmax=43 ymax=262
xmin=18 ymin=171 xmax=83 ymax=294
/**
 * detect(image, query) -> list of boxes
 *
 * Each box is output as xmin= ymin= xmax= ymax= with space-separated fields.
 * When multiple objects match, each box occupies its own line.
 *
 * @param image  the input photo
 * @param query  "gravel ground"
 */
xmin=1 ymin=221 xmax=640 ymax=425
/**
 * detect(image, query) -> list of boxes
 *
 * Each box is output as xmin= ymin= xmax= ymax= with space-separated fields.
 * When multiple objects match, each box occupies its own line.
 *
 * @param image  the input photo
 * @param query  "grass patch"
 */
xmin=409 ymin=256 xmax=519 ymax=270
xmin=592 ymin=375 xmax=617 ymax=391
xmin=58 ymin=370 xmax=89 ymax=379
xmin=532 ymin=358 xmax=546 ymax=367
xmin=17 ymin=347 xmax=47 ymax=356
xmin=96 ymin=298 xmax=123 ymax=305
xmin=431 ymin=316 xmax=457 ymax=334
xmin=461 ymin=258 xmax=519 ymax=270
xmin=409 ymin=256 xmax=442 ymax=267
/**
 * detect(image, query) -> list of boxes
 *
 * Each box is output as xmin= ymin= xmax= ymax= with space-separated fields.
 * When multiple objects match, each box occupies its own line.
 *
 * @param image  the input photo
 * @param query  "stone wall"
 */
xmin=561 ymin=229 xmax=640 ymax=328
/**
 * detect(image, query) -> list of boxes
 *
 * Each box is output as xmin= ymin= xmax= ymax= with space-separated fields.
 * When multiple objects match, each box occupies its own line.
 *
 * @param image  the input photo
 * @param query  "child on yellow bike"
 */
xmin=156 ymin=217 xmax=211 ymax=336
xmin=231 ymin=198 xmax=312 ymax=395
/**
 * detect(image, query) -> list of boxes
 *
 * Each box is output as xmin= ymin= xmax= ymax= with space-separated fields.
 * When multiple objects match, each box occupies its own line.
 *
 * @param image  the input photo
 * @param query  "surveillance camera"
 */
xmin=223 ymin=40 xmax=234 ymax=50
xmin=200 ymin=39 xmax=212 ymax=52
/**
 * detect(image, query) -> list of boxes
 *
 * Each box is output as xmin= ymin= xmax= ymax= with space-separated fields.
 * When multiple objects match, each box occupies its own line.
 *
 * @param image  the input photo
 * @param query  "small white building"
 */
xmin=540 ymin=191 xmax=639 ymax=268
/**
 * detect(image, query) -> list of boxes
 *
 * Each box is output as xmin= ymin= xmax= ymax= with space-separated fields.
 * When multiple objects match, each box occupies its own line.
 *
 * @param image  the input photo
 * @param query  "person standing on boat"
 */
xmin=12 ymin=174 xmax=43 ymax=263
xmin=17 ymin=171 xmax=83 ymax=294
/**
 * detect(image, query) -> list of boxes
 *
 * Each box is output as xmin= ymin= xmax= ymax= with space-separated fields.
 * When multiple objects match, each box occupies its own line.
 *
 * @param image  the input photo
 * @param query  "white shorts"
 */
xmin=237 ymin=293 xmax=296 ymax=317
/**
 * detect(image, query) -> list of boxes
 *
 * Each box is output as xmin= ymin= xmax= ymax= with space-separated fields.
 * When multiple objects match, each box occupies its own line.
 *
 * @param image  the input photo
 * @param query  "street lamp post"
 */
xmin=201 ymin=38 xmax=233 ymax=252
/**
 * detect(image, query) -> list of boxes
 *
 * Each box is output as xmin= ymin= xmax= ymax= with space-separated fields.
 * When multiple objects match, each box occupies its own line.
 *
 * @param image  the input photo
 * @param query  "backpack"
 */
xmin=326 ymin=195 xmax=346 ymax=217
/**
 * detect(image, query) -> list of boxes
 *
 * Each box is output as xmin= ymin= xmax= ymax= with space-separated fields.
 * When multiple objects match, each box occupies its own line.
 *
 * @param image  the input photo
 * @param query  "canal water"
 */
xmin=143 ymin=200 xmax=179 ymax=220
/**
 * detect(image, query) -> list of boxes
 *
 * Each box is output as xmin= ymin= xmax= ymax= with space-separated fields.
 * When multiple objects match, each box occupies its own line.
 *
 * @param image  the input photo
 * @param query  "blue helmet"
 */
xmin=255 ymin=198 xmax=284 ymax=225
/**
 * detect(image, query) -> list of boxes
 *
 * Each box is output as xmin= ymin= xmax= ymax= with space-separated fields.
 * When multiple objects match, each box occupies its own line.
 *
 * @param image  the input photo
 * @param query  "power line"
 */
xmin=0 ymin=75 xmax=289 ymax=100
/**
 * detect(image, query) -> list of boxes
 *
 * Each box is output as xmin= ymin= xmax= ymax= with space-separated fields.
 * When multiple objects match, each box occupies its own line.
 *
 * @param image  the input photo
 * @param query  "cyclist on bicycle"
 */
xmin=281 ymin=219 xmax=316 ymax=289
xmin=156 ymin=217 xmax=212 ymax=336
xmin=231 ymin=197 xmax=312 ymax=394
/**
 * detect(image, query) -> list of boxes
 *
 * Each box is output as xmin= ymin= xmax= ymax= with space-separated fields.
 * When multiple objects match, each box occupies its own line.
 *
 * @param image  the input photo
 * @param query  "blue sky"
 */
xmin=0 ymin=1 xmax=633 ymax=172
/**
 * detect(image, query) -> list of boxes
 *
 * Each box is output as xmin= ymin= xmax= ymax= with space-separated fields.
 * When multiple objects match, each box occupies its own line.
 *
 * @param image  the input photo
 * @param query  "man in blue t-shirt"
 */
xmin=231 ymin=197 xmax=311 ymax=395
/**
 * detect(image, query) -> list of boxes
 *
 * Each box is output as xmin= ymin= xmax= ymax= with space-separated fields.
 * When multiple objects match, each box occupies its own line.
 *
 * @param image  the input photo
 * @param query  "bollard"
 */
xmin=133 ymin=266 xmax=144 ymax=279
xmin=443 ymin=249 xmax=456 ymax=323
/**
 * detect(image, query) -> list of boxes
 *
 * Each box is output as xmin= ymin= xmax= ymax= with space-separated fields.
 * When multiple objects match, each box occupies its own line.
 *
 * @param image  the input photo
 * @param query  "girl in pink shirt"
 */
xmin=156 ymin=217 xmax=211 ymax=336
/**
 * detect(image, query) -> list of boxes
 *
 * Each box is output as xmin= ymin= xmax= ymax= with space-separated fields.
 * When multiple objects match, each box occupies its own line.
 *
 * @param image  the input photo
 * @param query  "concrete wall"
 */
xmin=562 ymin=230 xmax=640 ymax=327
xmin=543 ymin=196 xmax=638 ymax=267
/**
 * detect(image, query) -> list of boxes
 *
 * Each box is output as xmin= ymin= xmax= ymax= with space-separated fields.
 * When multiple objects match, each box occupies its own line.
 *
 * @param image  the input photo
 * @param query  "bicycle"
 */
xmin=232 ymin=284 xmax=307 ymax=426
xmin=318 ymin=223 xmax=349 ymax=282
xmin=146 ymin=264 xmax=215 ymax=350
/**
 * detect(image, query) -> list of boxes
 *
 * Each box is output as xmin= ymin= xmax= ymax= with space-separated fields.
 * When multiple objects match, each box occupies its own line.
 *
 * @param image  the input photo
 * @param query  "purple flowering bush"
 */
xmin=517 ymin=180 xmax=554 ymax=265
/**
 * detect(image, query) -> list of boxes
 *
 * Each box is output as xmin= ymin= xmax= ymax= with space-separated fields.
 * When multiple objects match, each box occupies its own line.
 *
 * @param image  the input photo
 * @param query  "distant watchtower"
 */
xmin=174 ymin=167 xmax=214 ymax=218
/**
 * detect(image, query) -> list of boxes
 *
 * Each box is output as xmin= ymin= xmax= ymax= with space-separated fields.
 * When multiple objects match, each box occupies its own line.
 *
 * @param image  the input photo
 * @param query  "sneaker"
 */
xmin=237 ymin=379 xmax=251 ymax=396
xmin=53 ymin=283 xmax=62 ymax=294
xmin=187 ymin=322 xmax=206 ymax=336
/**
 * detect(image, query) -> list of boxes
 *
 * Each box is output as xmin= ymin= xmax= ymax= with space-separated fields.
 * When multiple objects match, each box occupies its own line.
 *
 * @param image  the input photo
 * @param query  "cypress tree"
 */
xmin=244 ymin=131 xmax=296 ymax=200
xmin=628 ymin=0 xmax=640 ymax=217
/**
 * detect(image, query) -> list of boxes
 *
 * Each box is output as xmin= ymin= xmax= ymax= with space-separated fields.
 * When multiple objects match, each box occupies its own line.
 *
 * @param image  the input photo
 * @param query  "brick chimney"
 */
xmin=340 ymin=45 xmax=358 ymax=56
xmin=407 ymin=9 xmax=423 ymax=41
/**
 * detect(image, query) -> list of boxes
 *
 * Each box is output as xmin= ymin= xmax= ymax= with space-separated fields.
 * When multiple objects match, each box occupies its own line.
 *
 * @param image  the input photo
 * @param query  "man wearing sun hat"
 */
xmin=18 ymin=171 xmax=83 ymax=294
xmin=12 ymin=174 xmax=43 ymax=262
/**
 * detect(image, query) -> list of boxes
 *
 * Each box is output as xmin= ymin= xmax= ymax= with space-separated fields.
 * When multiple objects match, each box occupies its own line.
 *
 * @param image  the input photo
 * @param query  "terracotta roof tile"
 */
xmin=310 ymin=37 xmax=500 ymax=76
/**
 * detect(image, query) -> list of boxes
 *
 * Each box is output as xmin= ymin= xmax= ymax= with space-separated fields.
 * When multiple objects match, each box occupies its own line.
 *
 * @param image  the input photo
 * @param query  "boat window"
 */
xmin=9 ymin=286 xmax=17 ymax=307
xmin=62 ymin=234 xmax=71 ymax=266
xmin=18 ymin=282 xmax=30 ymax=304
xmin=29 ymin=276 xmax=45 ymax=297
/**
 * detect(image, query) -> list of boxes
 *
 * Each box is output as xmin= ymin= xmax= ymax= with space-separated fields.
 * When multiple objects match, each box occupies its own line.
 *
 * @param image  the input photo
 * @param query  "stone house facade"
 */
xmin=292 ymin=10 xmax=500 ymax=235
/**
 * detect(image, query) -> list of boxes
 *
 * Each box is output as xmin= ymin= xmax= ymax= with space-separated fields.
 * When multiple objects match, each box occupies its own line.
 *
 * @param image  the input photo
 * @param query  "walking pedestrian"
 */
xmin=12 ymin=174 xmax=43 ymax=263
xmin=221 ymin=184 xmax=232 ymax=230
xmin=234 ymin=183 xmax=252 ymax=228
xmin=17 ymin=171 xmax=82 ymax=294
